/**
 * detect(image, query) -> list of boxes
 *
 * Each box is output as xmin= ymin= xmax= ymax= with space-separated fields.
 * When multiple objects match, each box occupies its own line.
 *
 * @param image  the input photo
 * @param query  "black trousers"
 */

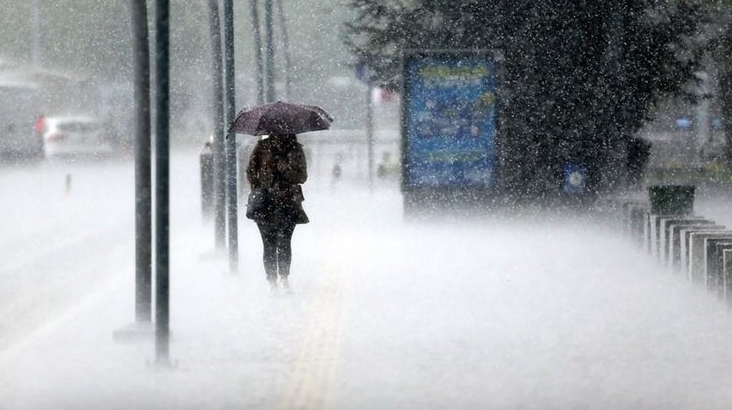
xmin=256 ymin=222 xmax=296 ymax=280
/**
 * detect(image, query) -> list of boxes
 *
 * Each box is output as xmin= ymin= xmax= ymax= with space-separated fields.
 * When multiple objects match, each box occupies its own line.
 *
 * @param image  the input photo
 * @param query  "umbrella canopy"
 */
xmin=228 ymin=101 xmax=333 ymax=136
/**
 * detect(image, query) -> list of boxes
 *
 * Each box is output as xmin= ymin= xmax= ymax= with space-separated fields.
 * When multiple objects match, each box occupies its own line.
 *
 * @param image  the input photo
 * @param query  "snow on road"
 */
xmin=2 ymin=150 xmax=732 ymax=409
xmin=0 ymin=157 xmax=135 ymax=353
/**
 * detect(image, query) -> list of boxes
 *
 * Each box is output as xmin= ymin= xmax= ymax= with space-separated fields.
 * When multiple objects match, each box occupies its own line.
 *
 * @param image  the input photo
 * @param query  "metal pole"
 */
xmin=696 ymin=71 xmax=711 ymax=166
xmin=275 ymin=0 xmax=291 ymax=100
xmin=366 ymin=82 xmax=374 ymax=189
xmin=209 ymin=0 xmax=226 ymax=249
xmin=605 ymin=3 xmax=628 ymax=190
xmin=249 ymin=0 xmax=265 ymax=105
xmin=154 ymin=0 xmax=171 ymax=365
xmin=264 ymin=0 xmax=275 ymax=103
xmin=223 ymin=0 xmax=238 ymax=273
xmin=131 ymin=0 xmax=152 ymax=324
xmin=31 ymin=0 xmax=42 ymax=67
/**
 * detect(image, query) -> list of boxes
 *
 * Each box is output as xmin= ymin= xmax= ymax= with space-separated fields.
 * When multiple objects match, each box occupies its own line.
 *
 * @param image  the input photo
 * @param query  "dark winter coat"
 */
xmin=246 ymin=134 xmax=309 ymax=225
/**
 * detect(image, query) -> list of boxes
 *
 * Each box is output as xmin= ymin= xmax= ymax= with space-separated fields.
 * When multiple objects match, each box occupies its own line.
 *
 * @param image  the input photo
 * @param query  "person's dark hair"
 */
xmin=272 ymin=133 xmax=298 ymax=148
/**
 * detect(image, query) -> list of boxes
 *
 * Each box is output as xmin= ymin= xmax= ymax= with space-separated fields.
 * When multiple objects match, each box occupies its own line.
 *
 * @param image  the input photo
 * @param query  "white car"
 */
xmin=42 ymin=116 xmax=114 ymax=159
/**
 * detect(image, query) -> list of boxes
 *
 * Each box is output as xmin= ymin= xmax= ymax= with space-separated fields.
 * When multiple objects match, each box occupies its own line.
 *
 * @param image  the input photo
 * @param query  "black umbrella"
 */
xmin=228 ymin=101 xmax=333 ymax=136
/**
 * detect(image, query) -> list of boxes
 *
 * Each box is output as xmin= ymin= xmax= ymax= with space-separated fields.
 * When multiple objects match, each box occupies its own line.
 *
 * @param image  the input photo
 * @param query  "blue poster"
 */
xmin=403 ymin=53 xmax=497 ymax=188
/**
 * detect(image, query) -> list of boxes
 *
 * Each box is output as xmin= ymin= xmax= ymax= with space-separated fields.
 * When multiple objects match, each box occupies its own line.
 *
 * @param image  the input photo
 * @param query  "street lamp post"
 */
xmin=250 ymin=0 xmax=264 ymax=105
xmin=31 ymin=0 xmax=42 ymax=67
xmin=112 ymin=0 xmax=154 ymax=344
xmin=209 ymin=0 xmax=227 ymax=250
xmin=275 ymin=0 xmax=291 ymax=99
xmin=154 ymin=0 xmax=172 ymax=366
xmin=223 ymin=0 xmax=238 ymax=273
xmin=264 ymin=0 xmax=275 ymax=103
xmin=131 ymin=0 xmax=153 ymax=325
xmin=366 ymin=80 xmax=374 ymax=189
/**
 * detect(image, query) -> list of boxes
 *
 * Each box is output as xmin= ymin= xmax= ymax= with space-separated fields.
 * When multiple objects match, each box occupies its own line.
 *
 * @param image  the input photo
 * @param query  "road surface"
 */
xmin=2 ymin=149 xmax=732 ymax=409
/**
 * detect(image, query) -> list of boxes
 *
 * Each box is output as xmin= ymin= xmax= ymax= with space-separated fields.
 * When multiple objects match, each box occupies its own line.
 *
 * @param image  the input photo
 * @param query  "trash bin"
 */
xmin=648 ymin=185 xmax=695 ymax=215
xmin=200 ymin=142 xmax=213 ymax=219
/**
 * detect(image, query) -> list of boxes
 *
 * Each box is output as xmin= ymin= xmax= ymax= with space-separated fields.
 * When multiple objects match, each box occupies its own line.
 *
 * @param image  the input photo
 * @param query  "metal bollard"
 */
xmin=646 ymin=185 xmax=696 ymax=256
xmin=723 ymin=249 xmax=732 ymax=306
xmin=706 ymin=239 xmax=732 ymax=295
xmin=200 ymin=141 xmax=214 ymax=219
xmin=631 ymin=205 xmax=648 ymax=248
xmin=688 ymin=232 xmax=732 ymax=285
xmin=666 ymin=220 xmax=715 ymax=269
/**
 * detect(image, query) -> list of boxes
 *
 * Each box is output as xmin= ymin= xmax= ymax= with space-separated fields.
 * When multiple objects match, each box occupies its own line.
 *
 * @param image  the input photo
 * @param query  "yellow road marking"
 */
xmin=279 ymin=241 xmax=353 ymax=409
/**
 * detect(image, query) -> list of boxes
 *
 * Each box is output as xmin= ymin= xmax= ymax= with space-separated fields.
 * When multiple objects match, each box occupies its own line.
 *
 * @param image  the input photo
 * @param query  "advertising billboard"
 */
xmin=402 ymin=51 xmax=497 ymax=191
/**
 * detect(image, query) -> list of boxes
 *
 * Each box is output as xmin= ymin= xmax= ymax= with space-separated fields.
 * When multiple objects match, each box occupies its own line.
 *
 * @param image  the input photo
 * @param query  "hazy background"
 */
xmin=0 ymin=0 xmax=370 ymax=142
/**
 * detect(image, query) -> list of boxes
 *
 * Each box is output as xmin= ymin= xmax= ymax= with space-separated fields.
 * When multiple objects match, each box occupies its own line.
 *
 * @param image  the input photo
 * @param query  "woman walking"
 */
xmin=246 ymin=133 xmax=308 ymax=291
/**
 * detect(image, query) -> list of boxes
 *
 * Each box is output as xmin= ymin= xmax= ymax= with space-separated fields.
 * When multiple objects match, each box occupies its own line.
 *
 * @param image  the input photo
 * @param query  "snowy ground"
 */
xmin=2 ymin=149 xmax=732 ymax=409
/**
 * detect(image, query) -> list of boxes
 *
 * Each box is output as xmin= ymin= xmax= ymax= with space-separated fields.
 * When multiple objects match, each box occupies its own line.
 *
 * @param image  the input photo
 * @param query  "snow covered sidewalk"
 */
xmin=3 ymin=182 xmax=732 ymax=409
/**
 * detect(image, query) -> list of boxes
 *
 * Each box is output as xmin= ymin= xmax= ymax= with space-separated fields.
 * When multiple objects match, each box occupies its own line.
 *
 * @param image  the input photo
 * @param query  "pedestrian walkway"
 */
xmin=3 ymin=183 xmax=732 ymax=409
